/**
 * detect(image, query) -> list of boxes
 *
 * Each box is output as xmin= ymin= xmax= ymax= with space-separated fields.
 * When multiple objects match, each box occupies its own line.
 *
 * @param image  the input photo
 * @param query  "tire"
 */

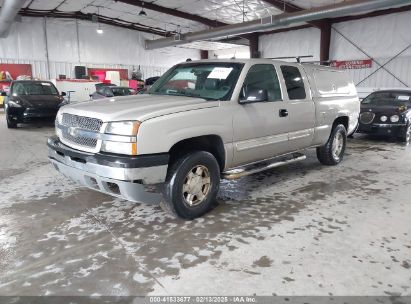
xmin=162 ymin=151 xmax=220 ymax=220
xmin=400 ymin=124 xmax=411 ymax=144
xmin=6 ymin=113 xmax=17 ymax=129
xmin=317 ymin=124 xmax=347 ymax=166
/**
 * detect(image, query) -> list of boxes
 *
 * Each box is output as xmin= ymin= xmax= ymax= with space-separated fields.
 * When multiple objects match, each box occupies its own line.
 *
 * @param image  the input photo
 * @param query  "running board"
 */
xmin=222 ymin=153 xmax=306 ymax=180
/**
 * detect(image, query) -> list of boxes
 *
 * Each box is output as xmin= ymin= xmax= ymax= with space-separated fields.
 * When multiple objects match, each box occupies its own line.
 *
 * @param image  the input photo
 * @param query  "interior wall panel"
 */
xmin=0 ymin=17 xmax=199 ymax=80
xmin=259 ymin=27 xmax=321 ymax=61
xmin=0 ymin=17 xmax=46 ymax=60
xmin=330 ymin=10 xmax=411 ymax=88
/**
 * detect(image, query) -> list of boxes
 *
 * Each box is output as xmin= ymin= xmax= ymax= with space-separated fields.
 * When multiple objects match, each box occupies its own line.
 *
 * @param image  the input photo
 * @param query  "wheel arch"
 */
xmin=168 ymin=135 xmax=226 ymax=172
xmin=333 ymin=115 xmax=349 ymax=131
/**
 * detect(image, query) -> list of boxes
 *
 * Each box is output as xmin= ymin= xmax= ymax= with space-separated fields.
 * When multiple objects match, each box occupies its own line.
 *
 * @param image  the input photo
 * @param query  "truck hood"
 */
xmin=61 ymin=94 xmax=220 ymax=122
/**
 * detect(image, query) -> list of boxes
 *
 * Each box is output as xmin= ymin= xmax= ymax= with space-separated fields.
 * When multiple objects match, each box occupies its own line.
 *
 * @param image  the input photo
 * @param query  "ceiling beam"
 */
xmin=115 ymin=0 xmax=226 ymax=28
xmin=259 ymin=2 xmax=411 ymax=33
xmin=19 ymin=9 xmax=173 ymax=37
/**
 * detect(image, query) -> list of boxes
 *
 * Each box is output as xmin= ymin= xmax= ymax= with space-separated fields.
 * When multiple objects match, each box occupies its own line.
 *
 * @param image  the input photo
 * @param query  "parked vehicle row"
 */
xmin=1 ymin=77 xmax=160 ymax=127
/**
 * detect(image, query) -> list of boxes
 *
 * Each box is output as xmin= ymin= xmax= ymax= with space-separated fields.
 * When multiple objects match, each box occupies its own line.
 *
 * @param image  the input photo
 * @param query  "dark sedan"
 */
xmin=90 ymin=85 xmax=134 ymax=100
xmin=357 ymin=90 xmax=411 ymax=143
xmin=2 ymin=80 xmax=67 ymax=128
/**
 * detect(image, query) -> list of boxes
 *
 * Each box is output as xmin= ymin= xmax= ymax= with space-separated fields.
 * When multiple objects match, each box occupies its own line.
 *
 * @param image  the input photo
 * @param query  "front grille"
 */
xmin=61 ymin=128 xmax=98 ymax=148
xmin=60 ymin=113 xmax=103 ymax=149
xmin=360 ymin=112 xmax=375 ymax=124
xmin=62 ymin=113 xmax=103 ymax=131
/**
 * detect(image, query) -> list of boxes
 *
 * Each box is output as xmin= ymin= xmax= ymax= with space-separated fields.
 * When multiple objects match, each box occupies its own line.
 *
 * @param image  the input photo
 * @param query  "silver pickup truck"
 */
xmin=48 ymin=59 xmax=360 ymax=219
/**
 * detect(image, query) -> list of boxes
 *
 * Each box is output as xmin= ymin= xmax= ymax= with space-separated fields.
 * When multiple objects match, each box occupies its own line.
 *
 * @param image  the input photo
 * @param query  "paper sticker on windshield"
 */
xmin=397 ymin=95 xmax=410 ymax=101
xmin=207 ymin=67 xmax=233 ymax=79
xmin=41 ymin=82 xmax=51 ymax=86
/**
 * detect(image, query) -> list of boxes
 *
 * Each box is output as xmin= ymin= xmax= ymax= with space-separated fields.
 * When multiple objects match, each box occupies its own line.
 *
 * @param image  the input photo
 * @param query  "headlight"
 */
xmin=102 ymin=121 xmax=140 ymax=155
xmin=105 ymin=121 xmax=140 ymax=136
xmin=8 ymin=100 xmax=22 ymax=108
xmin=390 ymin=115 xmax=400 ymax=123
xmin=380 ymin=115 xmax=387 ymax=122
xmin=101 ymin=141 xmax=137 ymax=155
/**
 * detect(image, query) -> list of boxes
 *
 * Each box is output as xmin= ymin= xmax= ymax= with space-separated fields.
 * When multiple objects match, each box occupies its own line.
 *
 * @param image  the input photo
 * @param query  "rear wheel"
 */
xmin=317 ymin=124 xmax=347 ymax=166
xmin=161 ymin=151 xmax=220 ymax=220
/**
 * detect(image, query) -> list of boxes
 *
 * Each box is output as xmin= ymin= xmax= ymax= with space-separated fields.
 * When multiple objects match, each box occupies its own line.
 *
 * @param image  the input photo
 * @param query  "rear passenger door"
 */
xmin=278 ymin=64 xmax=316 ymax=150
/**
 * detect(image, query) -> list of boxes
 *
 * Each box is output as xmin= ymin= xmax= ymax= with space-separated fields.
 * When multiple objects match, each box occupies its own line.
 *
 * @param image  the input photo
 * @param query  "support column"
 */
xmin=200 ymin=50 xmax=209 ymax=59
xmin=320 ymin=21 xmax=331 ymax=64
xmin=43 ymin=17 xmax=51 ymax=79
xmin=249 ymin=33 xmax=260 ymax=58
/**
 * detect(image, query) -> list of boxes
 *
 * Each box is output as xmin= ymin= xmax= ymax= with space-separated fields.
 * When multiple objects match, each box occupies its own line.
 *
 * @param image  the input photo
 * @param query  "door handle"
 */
xmin=279 ymin=109 xmax=288 ymax=117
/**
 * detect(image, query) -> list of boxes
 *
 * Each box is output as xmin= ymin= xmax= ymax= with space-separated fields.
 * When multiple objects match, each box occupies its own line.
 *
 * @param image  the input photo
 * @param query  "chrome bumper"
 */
xmin=48 ymin=137 xmax=168 ymax=204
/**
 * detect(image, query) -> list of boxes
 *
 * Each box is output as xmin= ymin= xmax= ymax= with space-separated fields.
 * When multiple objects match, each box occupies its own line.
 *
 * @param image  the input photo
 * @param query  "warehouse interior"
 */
xmin=1 ymin=0 xmax=411 ymax=299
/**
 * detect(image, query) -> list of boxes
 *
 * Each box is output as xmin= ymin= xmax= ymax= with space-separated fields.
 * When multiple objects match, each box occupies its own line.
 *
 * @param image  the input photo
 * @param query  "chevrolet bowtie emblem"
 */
xmin=68 ymin=127 xmax=77 ymax=137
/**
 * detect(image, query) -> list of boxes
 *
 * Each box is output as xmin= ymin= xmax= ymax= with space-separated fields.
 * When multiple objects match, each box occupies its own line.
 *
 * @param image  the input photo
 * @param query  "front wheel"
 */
xmin=6 ymin=114 xmax=17 ymax=129
xmin=162 ymin=151 xmax=220 ymax=220
xmin=317 ymin=124 xmax=347 ymax=166
xmin=400 ymin=124 xmax=411 ymax=144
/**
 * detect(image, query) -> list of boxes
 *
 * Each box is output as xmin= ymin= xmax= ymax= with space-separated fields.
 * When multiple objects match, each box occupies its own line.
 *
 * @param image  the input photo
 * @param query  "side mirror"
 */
xmin=1 ymin=92 xmax=7 ymax=97
xmin=240 ymin=86 xmax=268 ymax=103
xmin=61 ymin=91 xmax=66 ymax=97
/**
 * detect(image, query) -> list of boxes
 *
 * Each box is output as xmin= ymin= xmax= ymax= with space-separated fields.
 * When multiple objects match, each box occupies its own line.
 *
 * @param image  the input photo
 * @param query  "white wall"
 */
xmin=258 ymin=10 xmax=411 ymax=88
xmin=209 ymin=45 xmax=250 ymax=59
xmin=259 ymin=27 xmax=321 ymax=61
xmin=0 ymin=17 xmax=200 ymax=80
xmin=330 ymin=10 xmax=411 ymax=88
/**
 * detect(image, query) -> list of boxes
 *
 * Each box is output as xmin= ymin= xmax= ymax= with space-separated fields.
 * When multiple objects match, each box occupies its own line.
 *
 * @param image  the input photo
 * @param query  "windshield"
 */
xmin=111 ymin=88 xmax=131 ymax=96
xmin=148 ymin=62 xmax=244 ymax=101
xmin=362 ymin=91 xmax=411 ymax=106
xmin=12 ymin=82 xmax=58 ymax=96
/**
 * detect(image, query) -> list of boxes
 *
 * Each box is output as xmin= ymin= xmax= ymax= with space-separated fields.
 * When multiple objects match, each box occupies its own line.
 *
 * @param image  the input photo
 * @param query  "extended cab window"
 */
xmin=281 ymin=66 xmax=306 ymax=100
xmin=241 ymin=64 xmax=282 ymax=102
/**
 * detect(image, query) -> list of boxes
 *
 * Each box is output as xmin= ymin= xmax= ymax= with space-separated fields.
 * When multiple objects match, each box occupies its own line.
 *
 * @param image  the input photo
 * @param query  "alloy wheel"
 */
xmin=182 ymin=165 xmax=211 ymax=207
xmin=332 ymin=132 xmax=344 ymax=160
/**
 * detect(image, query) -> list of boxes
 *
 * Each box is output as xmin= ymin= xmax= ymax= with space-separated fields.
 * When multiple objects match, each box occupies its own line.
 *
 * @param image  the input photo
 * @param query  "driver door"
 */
xmin=232 ymin=64 xmax=292 ymax=167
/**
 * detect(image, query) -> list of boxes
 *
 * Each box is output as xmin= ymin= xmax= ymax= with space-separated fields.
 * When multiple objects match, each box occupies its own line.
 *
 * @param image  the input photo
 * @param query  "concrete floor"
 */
xmin=0 ymin=110 xmax=410 ymax=296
